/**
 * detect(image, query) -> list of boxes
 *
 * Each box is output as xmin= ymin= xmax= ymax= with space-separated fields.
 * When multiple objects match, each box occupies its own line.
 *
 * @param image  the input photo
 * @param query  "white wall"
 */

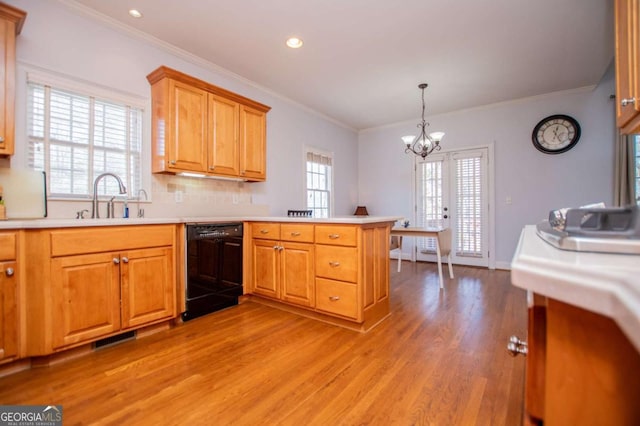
xmin=4 ymin=0 xmax=359 ymax=219
xmin=359 ymin=65 xmax=616 ymax=268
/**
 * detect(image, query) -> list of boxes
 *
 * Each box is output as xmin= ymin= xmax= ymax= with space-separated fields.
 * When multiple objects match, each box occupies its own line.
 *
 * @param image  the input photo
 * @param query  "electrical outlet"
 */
xmin=232 ymin=194 xmax=239 ymax=204
xmin=506 ymin=196 xmax=512 ymax=205
xmin=175 ymin=190 xmax=183 ymax=203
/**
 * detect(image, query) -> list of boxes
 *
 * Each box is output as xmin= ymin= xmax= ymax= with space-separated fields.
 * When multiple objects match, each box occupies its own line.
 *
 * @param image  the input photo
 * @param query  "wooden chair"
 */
xmin=390 ymin=235 xmax=403 ymax=272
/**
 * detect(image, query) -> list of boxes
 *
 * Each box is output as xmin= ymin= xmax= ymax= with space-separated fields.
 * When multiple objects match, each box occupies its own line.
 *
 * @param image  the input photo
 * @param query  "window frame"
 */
xmin=17 ymin=67 xmax=150 ymax=201
xmin=304 ymin=146 xmax=334 ymax=218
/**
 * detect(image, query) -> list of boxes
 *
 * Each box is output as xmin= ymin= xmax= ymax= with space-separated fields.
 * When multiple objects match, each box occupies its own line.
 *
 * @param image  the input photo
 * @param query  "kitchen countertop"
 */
xmin=511 ymin=225 xmax=640 ymax=352
xmin=0 ymin=215 xmax=402 ymax=229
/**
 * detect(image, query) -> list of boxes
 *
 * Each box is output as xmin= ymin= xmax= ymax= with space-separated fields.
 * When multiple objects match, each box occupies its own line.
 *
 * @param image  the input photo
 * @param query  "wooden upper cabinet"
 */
xmin=168 ymin=80 xmax=208 ymax=172
xmin=0 ymin=3 xmax=26 ymax=156
xmin=615 ymin=0 xmax=640 ymax=133
xmin=240 ymin=105 xmax=267 ymax=181
xmin=209 ymin=93 xmax=240 ymax=177
xmin=147 ymin=66 xmax=270 ymax=181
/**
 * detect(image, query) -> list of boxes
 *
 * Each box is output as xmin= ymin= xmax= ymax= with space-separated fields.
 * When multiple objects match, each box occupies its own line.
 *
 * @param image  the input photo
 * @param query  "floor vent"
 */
xmin=94 ymin=331 xmax=136 ymax=349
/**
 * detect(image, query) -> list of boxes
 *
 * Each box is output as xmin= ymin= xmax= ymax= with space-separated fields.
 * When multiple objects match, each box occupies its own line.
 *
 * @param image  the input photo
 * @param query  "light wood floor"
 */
xmin=1 ymin=262 xmax=527 ymax=425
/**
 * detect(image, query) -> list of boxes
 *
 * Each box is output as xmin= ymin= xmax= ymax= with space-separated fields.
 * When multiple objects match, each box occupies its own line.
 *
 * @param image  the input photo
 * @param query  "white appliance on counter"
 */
xmin=0 ymin=168 xmax=47 ymax=219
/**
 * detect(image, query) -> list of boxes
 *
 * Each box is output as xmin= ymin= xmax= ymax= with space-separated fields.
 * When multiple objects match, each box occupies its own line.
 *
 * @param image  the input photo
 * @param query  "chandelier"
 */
xmin=402 ymin=83 xmax=444 ymax=159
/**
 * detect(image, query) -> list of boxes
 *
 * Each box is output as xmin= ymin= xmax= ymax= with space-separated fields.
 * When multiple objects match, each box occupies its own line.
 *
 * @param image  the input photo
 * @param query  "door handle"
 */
xmin=443 ymin=215 xmax=448 ymax=219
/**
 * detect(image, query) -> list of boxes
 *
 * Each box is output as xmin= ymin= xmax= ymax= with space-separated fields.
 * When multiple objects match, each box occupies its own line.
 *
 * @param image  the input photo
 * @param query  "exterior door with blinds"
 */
xmin=415 ymin=147 xmax=489 ymax=267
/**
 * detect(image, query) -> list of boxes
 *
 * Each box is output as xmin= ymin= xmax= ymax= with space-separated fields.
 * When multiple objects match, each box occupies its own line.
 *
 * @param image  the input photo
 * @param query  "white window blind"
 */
xmin=306 ymin=150 xmax=333 ymax=218
xmin=416 ymin=159 xmax=444 ymax=253
xmin=454 ymin=153 xmax=483 ymax=257
xmin=27 ymin=80 xmax=143 ymax=199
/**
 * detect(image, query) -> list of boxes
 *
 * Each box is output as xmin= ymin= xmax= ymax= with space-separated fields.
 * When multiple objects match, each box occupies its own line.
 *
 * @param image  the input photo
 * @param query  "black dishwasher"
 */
xmin=183 ymin=223 xmax=243 ymax=321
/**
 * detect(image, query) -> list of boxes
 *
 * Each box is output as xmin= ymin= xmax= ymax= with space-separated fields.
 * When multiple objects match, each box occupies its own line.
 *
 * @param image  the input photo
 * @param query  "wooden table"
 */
xmin=391 ymin=227 xmax=454 ymax=289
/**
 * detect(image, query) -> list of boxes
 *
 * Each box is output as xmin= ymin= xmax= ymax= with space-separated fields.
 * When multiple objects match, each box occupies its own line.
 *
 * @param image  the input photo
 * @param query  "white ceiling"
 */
xmin=67 ymin=0 xmax=614 ymax=130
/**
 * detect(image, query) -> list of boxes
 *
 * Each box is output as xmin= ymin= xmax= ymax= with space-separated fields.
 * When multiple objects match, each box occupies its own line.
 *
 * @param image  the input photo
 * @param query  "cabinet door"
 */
xmin=51 ymin=253 xmax=121 ymax=349
xmin=615 ymin=0 xmax=640 ymax=128
xmin=168 ymin=79 xmax=208 ymax=172
xmin=251 ymin=239 xmax=279 ymax=298
xmin=239 ymin=105 xmax=266 ymax=181
xmin=281 ymin=242 xmax=315 ymax=307
xmin=0 ymin=261 xmax=18 ymax=360
xmin=208 ymin=93 xmax=240 ymax=177
xmin=121 ymin=247 xmax=175 ymax=329
xmin=0 ymin=8 xmax=22 ymax=156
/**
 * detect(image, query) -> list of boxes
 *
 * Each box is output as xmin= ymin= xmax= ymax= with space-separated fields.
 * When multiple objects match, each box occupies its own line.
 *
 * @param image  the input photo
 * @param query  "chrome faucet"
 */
xmin=91 ymin=173 xmax=127 ymax=218
xmin=136 ymin=189 xmax=148 ymax=218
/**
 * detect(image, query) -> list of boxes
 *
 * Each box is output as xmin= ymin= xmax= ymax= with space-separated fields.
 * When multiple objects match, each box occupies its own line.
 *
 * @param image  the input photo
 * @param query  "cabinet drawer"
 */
xmin=251 ymin=222 xmax=281 ymax=240
xmin=315 ymin=225 xmax=357 ymax=246
xmin=281 ymin=224 xmax=314 ymax=243
xmin=315 ymin=245 xmax=357 ymax=282
xmin=50 ymin=225 xmax=175 ymax=257
xmin=0 ymin=233 xmax=16 ymax=261
xmin=315 ymin=278 xmax=358 ymax=319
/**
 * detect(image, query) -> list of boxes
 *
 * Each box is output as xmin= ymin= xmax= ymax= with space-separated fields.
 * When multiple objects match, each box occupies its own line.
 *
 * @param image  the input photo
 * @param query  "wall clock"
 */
xmin=531 ymin=114 xmax=581 ymax=154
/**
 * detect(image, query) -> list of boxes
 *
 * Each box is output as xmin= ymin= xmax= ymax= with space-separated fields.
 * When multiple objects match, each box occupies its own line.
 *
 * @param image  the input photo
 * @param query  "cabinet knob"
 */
xmin=329 ymin=261 xmax=340 ymax=267
xmin=329 ymin=296 xmax=340 ymax=301
xmin=5 ymin=267 xmax=14 ymax=277
xmin=113 ymin=258 xmax=120 ymax=265
xmin=169 ymin=160 xmax=176 ymax=165
xmin=621 ymin=97 xmax=636 ymax=107
xmin=328 ymin=234 xmax=340 ymax=239
xmin=122 ymin=257 xmax=129 ymax=263
xmin=209 ymin=166 xmax=215 ymax=170
xmin=506 ymin=335 xmax=528 ymax=357
xmin=0 ymin=136 xmax=4 ymax=143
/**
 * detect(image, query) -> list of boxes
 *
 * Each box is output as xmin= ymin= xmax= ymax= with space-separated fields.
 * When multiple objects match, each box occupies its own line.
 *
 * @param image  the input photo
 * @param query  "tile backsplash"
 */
xmin=45 ymin=174 xmax=268 ymax=219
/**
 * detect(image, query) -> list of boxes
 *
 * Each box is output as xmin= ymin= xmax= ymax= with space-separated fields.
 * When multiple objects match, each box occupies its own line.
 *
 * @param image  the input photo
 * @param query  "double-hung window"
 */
xmin=26 ymin=72 xmax=144 ymax=199
xmin=306 ymin=149 xmax=333 ymax=218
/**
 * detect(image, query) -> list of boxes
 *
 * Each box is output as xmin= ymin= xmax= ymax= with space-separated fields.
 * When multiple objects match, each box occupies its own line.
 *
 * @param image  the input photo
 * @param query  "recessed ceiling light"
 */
xmin=286 ymin=37 xmax=303 ymax=49
xmin=128 ymin=9 xmax=143 ymax=18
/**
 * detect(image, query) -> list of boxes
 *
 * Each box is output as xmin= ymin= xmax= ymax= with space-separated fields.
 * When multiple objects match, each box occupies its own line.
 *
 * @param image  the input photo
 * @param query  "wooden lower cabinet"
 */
xmin=0 ymin=231 xmax=19 ymax=363
xmin=280 ymin=242 xmax=314 ymax=307
xmin=25 ymin=225 xmax=178 ymax=356
xmin=251 ymin=236 xmax=315 ymax=307
xmin=51 ymin=252 xmax=121 ymax=349
xmin=121 ymin=247 xmax=175 ymax=329
xmin=524 ymin=295 xmax=640 ymax=425
xmin=248 ymin=221 xmax=392 ymax=331
xmin=0 ymin=260 xmax=18 ymax=362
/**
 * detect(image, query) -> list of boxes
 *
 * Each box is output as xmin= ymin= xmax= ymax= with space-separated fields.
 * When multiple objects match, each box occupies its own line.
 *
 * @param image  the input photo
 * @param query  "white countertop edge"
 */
xmin=511 ymin=225 xmax=640 ymax=352
xmin=0 ymin=216 xmax=403 ymax=229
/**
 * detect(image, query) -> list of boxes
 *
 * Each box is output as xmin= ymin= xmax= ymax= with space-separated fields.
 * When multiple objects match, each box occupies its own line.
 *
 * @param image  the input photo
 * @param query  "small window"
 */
xmin=26 ymin=74 xmax=144 ymax=199
xmin=306 ymin=149 xmax=333 ymax=218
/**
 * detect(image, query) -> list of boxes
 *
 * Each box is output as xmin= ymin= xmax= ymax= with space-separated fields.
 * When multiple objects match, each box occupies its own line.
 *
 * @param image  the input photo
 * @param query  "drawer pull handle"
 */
xmin=328 ymin=234 xmax=340 ymax=239
xmin=506 ymin=335 xmax=528 ymax=357
xmin=621 ymin=97 xmax=636 ymax=107
xmin=5 ymin=267 xmax=14 ymax=277
xmin=260 ymin=229 xmax=269 ymax=234
xmin=291 ymin=232 xmax=301 ymax=236
xmin=329 ymin=261 xmax=340 ymax=267
xmin=329 ymin=296 xmax=340 ymax=301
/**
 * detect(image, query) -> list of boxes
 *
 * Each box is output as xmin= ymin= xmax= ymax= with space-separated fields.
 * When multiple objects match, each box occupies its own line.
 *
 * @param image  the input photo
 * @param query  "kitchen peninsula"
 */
xmin=0 ymin=215 xmax=398 ymax=373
